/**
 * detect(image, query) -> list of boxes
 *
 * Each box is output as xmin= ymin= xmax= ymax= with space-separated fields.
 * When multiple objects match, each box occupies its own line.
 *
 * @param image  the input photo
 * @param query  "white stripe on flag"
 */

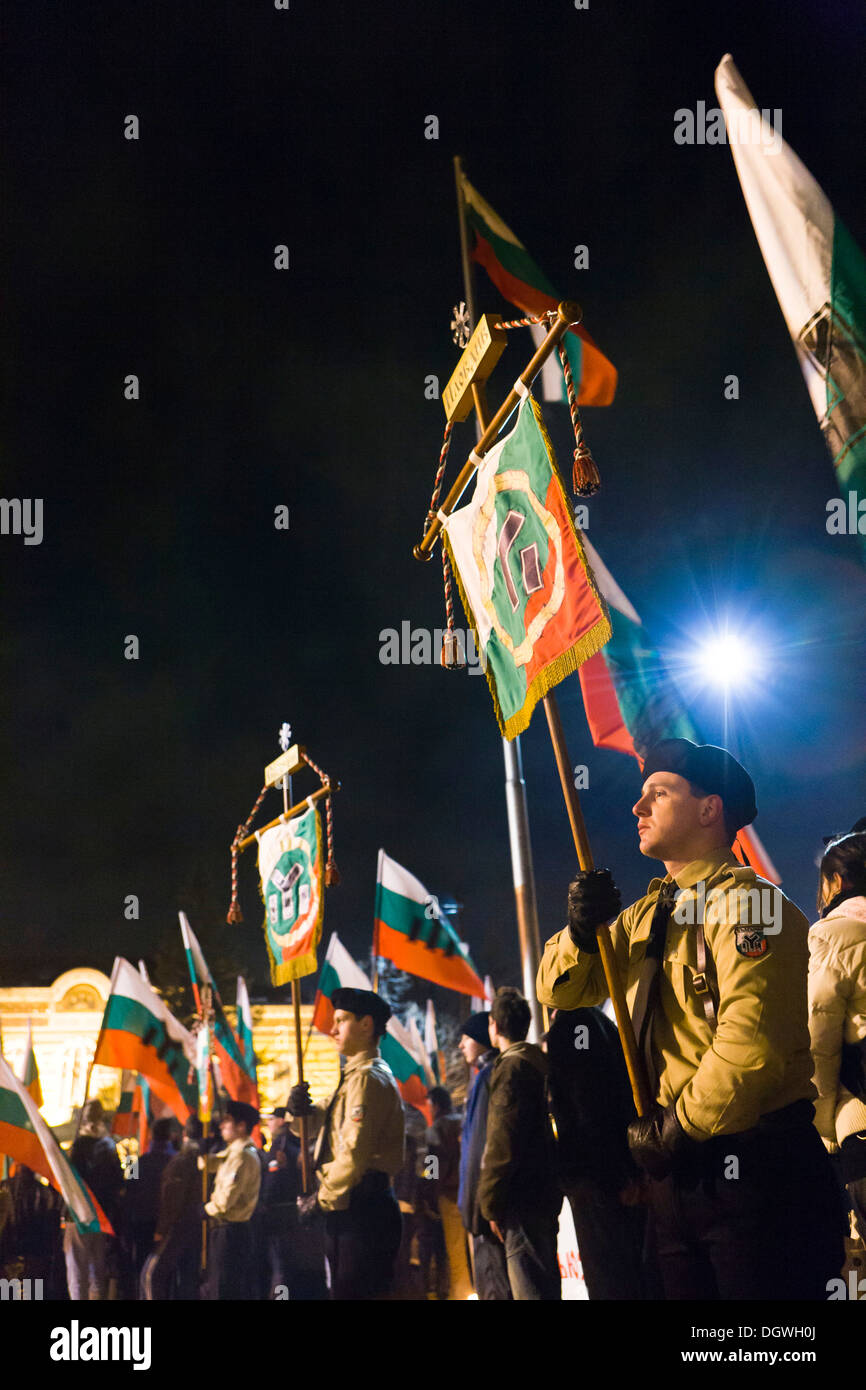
xmin=529 ymin=321 xmax=565 ymax=402
xmin=377 ymin=850 xmax=431 ymax=907
xmin=580 ymin=535 xmax=642 ymax=625
xmin=0 ymin=1052 xmax=96 ymax=1229
xmin=715 ymin=54 xmax=833 ymax=421
xmin=107 ymin=957 xmax=197 ymax=1064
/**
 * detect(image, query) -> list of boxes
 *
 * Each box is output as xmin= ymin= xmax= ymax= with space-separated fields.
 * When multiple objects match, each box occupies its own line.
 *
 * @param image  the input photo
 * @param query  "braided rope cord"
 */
xmin=303 ymin=751 xmax=340 ymax=886
xmin=556 ymin=338 xmax=600 ymax=496
xmin=226 ymin=783 xmax=269 ymax=924
xmin=492 ymin=309 xmax=601 ymax=496
xmin=425 ymin=421 xmax=465 ymax=666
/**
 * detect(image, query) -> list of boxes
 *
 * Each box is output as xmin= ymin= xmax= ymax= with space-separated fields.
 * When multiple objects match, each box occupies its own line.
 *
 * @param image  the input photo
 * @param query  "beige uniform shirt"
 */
xmin=204 ymin=1137 xmax=261 ymax=1223
xmin=537 ymin=850 xmax=816 ymax=1140
xmin=309 ymin=1049 xmax=405 ymax=1212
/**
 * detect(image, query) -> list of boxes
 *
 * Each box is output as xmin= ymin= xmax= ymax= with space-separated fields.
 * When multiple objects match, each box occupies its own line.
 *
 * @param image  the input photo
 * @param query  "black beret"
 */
xmin=331 ymin=987 xmax=391 ymax=1033
xmin=225 ymin=1100 xmax=259 ymax=1130
xmin=642 ymin=738 xmax=757 ymax=831
xmin=269 ymin=1106 xmax=288 ymax=1119
xmin=460 ymin=1011 xmax=493 ymax=1045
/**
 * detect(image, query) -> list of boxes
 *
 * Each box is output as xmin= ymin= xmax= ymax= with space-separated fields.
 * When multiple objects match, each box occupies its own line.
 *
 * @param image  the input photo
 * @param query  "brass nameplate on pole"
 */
xmin=442 ymin=313 xmax=508 ymax=423
xmin=264 ymin=744 xmax=305 ymax=788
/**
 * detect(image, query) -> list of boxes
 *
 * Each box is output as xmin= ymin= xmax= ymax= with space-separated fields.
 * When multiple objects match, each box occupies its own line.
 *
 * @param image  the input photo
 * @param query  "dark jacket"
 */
xmin=68 ymin=1130 xmax=124 ymax=1225
xmin=125 ymin=1140 xmax=177 ymax=1227
xmin=478 ymin=1041 xmax=560 ymax=1226
xmin=458 ymin=1049 xmax=497 ymax=1235
xmin=546 ymin=1006 xmax=639 ymax=1195
xmin=155 ymin=1143 xmax=202 ymax=1239
xmin=425 ymin=1113 xmax=461 ymax=1204
xmin=262 ymin=1130 xmax=302 ymax=1207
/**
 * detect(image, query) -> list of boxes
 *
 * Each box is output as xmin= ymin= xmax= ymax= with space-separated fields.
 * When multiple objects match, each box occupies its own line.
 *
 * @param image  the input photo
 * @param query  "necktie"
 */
xmin=629 ymin=881 xmax=678 ymax=1094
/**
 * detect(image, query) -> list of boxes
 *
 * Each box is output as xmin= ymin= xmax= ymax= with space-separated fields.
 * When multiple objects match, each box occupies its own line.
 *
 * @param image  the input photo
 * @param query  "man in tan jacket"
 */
xmin=203 ymin=1100 xmax=261 ymax=1300
xmin=538 ymin=738 xmax=845 ymax=1300
xmin=288 ymin=987 xmax=404 ymax=1299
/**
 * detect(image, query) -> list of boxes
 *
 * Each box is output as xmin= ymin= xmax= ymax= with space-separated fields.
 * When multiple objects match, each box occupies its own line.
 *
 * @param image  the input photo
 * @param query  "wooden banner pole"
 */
xmin=541 ymin=691 xmax=652 ymax=1116
xmin=280 ymin=758 xmax=312 ymax=1194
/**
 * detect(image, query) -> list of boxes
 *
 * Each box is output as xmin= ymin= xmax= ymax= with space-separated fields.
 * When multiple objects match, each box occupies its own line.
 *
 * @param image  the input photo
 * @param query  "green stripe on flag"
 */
xmin=376 ymin=883 xmax=428 ymax=939
xmin=318 ymin=960 xmax=341 ymax=999
xmin=465 ymin=207 xmax=557 ymax=297
xmin=380 ymin=1034 xmax=424 ymax=1087
xmin=103 ymin=995 xmax=195 ymax=1095
xmin=829 ymin=217 xmax=866 ymax=490
xmin=0 ymin=1088 xmax=34 ymax=1130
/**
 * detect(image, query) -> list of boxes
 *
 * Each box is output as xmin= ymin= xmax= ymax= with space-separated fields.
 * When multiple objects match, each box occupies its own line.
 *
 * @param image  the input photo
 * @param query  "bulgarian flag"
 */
xmin=94 ymin=957 xmax=199 ymax=1123
xmin=236 ymin=976 xmax=257 ymax=1078
xmin=20 ymin=1018 xmax=43 ymax=1108
xmin=375 ymin=852 xmax=484 ymax=997
xmin=715 ymin=55 xmax=866 ymax=535
xmin=313 ymin=933 xmax=432 ymax=1121
xmin=462 ymin=174 xmax=617 ymax=407
xmin=111 ymin=1069 xmax=141 ymax=1140
xmin=0 ymin=1051 xmax=113 ymax=1234
xmin=443 ymin=392 xmax=611 ymax=738
xmin=179 ymin=913 xmax=259 ymax=1110
xmin=577 ymin=534 xmax=780 ymax=883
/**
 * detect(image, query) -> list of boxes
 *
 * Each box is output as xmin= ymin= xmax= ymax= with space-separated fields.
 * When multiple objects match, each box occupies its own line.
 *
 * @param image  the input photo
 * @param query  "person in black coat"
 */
xmin=545 ymin=1006 xmax=656 ymax=1299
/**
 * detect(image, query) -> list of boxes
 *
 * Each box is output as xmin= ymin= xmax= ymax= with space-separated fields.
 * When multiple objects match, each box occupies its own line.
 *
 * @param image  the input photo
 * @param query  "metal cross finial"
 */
xmin=278 ymin=722 xmax=292 ymax=752
xmin=451 ymin=300 xmax=472 ymax=348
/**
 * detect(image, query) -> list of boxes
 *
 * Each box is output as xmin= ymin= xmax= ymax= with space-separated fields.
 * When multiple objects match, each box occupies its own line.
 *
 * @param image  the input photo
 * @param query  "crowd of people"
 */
xmin=1 ymin=737 xmax=865 ymax=1301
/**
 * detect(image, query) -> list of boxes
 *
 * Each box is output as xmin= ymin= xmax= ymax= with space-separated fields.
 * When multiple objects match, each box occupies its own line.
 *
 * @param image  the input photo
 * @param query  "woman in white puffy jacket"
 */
xmin=808 ymin=830 xmax=866 ymax=1242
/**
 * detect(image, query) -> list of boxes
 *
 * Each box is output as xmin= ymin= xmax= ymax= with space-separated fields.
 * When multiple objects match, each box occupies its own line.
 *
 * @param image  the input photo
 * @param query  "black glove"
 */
xmin=296 ymin=1191 xmax=320 ymax=1224
xmin=566 ymin=869 xmax=622 ymax=952
xmin=627 ymin=1104 xmax=690 ymax=1181
xmin=286 ymin=1082 xmax=314 ymax=1118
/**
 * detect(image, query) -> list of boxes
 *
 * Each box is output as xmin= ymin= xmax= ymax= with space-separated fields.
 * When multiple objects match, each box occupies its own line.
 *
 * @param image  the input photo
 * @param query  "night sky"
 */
xmin=2 ymin=0 xmax=865 ymax=1005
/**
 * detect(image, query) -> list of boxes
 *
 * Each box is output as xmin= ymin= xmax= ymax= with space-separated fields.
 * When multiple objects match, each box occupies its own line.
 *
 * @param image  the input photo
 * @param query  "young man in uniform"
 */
xmin=537 ymin=737 xmax=846 ymax=1300
xmin=288 ymin=986 xmax=405 ymax=1300
xmin=203 ymin=1099 xmax=261 ymax=1300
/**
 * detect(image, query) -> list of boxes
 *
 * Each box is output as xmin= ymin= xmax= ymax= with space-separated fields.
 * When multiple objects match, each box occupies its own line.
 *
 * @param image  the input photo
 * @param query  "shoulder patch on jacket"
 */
xmin=734 ymin=924 xmax=770 ymax=959
xmin=350 ymin=1104 xmax=365 ymax=1122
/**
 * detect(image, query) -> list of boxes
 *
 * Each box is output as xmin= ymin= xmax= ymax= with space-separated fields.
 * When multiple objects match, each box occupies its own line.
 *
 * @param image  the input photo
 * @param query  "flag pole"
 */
xmin=453 ymin=154 xmax=546 ymax=1041
xmin=541 ymin=694 xmax=652 ymax=1115
xmin=280 ymin=732 xmax=312 ymax=1194
xmin=179 ymin=919 xmax=212 ymax=1270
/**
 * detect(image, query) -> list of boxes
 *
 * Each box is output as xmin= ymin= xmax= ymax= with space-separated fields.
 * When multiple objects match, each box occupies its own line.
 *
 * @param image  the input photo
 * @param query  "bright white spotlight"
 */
xmin=693 ymin=631 xmax=762 ymax=689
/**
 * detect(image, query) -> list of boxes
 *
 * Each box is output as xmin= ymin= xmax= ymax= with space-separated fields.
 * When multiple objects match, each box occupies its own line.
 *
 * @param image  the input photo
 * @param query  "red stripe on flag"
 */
xmin=521 ymin=477 xmax=607 ymax=692
xmin=396 ymin=1075 xmax=432 ymax=1125
xmin=94 ymin=1030 xmax=193 ymax=1123
xmin=577 ymin=650 xmax=637 ymax=755
xmin=212 ymin=1038 xmax=259 ymax=1108
xmin=471 ymin=233 xmax=617 ymax=406
xmin=312 ymin=992 xmax=335 ymax=1037
xmin=375 ymin=921 xmax=484 ymax=997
